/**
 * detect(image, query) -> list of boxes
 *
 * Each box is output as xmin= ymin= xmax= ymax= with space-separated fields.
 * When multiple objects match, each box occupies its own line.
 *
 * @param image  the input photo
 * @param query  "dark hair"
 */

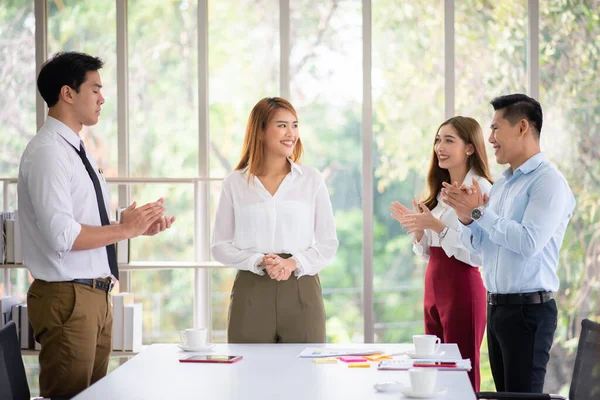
xmin=37 ymin=52 xmax=104 ymax=108
xmin=490 ymin=93 xmax=543 ymax=138
xmin=423 ymin=116 xmax=493 ymax=210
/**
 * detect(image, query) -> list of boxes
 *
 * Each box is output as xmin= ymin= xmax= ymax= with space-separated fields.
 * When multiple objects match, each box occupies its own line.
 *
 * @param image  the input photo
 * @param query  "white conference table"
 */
xmin=74 ymin=343 xmax=476 ymax=399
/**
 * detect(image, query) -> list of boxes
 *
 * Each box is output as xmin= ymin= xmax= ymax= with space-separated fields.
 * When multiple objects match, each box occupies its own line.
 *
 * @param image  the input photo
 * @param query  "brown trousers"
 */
xmin=228 ymin=270 xmax=326 ymax=343
xmin=27 ymin=279 xmax=113 ymax=398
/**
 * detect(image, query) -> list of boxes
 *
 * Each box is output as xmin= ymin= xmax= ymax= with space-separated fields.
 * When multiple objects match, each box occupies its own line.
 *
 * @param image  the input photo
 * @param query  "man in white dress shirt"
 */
xmin=18 ymin=52 xmax=175 ymax=398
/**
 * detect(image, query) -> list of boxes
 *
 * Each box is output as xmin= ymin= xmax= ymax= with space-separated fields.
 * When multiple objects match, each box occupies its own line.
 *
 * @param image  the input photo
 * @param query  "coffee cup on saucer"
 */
xmin=180 ymin=328 xmax=208 ymax=349
xmin=412 ymin=334 xmax=441 ymax=356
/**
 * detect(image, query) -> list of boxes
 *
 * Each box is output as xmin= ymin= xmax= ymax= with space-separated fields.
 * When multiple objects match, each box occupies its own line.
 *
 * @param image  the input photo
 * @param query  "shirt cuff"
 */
xmin=476 ymin=207 xmax=500 ymax=234
xmin=412 ymin=233 xmax=427 ymax=254
xmin=459 ymin=218 xmax=475 ymax=230
xmin=291 ymin=256 xmax=305 ymax=278
xmin=67 ymin=221 xmax=83 ymax=251
xmin=458 ymin=221 xmax=473 ymax=238
xmin=249 ymin=254 xmax=265 ymax=275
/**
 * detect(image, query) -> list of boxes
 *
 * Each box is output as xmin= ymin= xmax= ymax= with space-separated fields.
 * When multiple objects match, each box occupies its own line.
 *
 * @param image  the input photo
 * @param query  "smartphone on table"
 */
xmin=179 ymin=355 xmax=243 ymax=364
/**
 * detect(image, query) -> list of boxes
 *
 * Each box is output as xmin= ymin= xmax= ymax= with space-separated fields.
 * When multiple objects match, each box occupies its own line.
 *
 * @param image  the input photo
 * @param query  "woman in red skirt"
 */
xmin=390 ymin=116 xmax=493 ymax=391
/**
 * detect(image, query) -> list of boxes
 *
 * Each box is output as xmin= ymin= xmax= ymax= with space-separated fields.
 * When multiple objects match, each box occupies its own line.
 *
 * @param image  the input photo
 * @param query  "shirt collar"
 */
xmin=241 ymin=157 xmax=303 ymax=177
xmin=45 ymin=116 xmax=81 ymax=149
xmin=462 ymin=168 xmax=478 ymax=186
xmin=503 ymin=152 xmax=545 ymax=180
xmin=287 ymin=157 xmax=303 ymax=177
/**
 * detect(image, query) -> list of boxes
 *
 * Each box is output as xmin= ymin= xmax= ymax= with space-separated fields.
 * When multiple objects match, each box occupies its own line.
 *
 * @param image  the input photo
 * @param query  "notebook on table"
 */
xmin=377 ymin=358 xmax=472 ymax=371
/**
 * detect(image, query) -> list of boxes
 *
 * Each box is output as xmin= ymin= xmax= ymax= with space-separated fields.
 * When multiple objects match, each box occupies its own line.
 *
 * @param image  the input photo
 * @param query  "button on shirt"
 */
xmin=413 ymin=169 xmax=492 ymax=266
xmin=17 ymin=117 xmax=112 ymax=281
xmin=211 ymin=159 xmax=339 ymax=277
xmin=459 ymin=153 xmax=575 ymax=294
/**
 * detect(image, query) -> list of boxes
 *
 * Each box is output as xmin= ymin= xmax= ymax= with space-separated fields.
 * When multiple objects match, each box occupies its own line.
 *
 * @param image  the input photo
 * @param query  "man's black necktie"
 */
xmin=71 ymin=142 xmax=119 ymax=280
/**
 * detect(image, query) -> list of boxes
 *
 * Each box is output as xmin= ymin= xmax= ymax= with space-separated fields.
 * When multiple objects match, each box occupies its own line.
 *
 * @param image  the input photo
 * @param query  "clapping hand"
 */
xmin=441 ymin=177 xmax=488 ymax=224
xmin=389 ymin=199 xmax=426 ymax=241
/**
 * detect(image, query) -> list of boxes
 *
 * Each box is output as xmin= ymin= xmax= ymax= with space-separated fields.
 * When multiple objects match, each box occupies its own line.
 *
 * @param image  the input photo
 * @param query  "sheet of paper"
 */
xmin=377 ymin=358 xmax=472 ymax=371
xmin=297 ymin=347 xmax=383 ymax=358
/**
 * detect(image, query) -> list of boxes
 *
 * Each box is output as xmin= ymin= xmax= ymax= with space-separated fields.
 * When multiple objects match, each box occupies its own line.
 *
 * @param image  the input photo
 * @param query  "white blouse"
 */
xmin=211 ymin=159 xmax=339 ymax=277
xmin=413 ymin=169 xmax=492 ymax=266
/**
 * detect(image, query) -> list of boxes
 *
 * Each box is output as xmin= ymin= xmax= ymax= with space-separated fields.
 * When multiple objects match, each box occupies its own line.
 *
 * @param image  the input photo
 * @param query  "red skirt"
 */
xmin=424 ymin=246 xmax=487 ymax=392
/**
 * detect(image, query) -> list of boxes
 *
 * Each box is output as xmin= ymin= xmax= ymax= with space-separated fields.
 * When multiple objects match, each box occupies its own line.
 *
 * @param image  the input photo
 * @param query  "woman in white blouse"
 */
xmin=389 ymin=116 xmax=493 ymax=391
xmin=211 ymin=97 xmax=339 ymax=343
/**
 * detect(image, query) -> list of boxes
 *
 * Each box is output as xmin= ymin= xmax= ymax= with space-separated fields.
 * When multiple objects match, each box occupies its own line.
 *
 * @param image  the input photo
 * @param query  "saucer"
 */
xmin=399 ymin=387 xmax=447 ymax=398
xmin=373 ymin=381 xmax=403 ymax=393
xmin=177 ymin=343 xmax=215 ymax=352
xmin=405 ymin=350 xmax=446 ymax=359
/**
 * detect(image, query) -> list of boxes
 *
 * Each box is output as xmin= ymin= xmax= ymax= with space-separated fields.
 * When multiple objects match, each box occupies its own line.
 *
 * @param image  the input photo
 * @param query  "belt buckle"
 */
xmin=95 ymin=278 xmax=114 ymax=293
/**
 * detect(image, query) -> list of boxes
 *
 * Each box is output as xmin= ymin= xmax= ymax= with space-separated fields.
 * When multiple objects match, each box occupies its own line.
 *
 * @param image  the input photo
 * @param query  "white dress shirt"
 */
xmin=17 ymin=116 xmax=112 ymax=281
xmin=211 ymin=159 xmax=339 ymax=277
xmin=413 ymin=169 xmax=492 ymax=266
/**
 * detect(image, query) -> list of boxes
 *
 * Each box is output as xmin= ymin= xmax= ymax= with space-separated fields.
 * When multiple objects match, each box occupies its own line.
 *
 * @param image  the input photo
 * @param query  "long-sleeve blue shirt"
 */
xmin=459 ymin=153 xmax=575 ymax=294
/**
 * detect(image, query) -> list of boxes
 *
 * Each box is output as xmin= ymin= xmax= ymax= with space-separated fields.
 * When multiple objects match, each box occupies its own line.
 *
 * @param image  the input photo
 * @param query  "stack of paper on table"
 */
xmin=378 ymin=358 xmax=472 ymax=371
xmin=124 ymin=303 xmax=143 ymax=352
xmin=298 ymin=347 xmax=383 ymax=358
xmin=112 ymin=293 xmax=134 ymax=350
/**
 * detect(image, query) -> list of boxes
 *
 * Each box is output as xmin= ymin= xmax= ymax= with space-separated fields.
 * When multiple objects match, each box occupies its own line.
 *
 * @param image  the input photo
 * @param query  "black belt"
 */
xmin=277 ymin=253 xmax=292 ymax=259
xmin=71 ymin=278 xmax=114 ymax=293
xmin=487 ymin=291 xmax=553 ymax=305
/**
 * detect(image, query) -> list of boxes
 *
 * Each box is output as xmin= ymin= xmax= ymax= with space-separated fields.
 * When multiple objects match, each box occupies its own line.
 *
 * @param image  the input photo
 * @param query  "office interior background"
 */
xmin=1 ymin=0 xmax=599 ymax=395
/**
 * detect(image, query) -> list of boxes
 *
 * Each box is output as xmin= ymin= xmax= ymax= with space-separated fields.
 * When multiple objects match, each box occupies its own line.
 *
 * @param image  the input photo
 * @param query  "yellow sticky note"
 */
xmin=348 ymin=362 xmax=371 ymax=368
xmin=364 ymin=354 xmax=391 ymax=361
xmin=313 ymin=358 xmax=338 ymax=364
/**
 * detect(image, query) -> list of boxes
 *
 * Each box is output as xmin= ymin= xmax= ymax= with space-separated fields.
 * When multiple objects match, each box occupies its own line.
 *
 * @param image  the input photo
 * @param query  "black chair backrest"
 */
xmin=0 ymin=344 xmax=14 ymax=399
xmin=569 ymin=318 xmax=600 ymax=400
xmin=0 ymin=321 xmax=30 ymax=400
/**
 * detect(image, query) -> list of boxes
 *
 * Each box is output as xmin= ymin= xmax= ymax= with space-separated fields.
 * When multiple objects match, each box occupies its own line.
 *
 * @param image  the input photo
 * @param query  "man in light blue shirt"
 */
xmin=441 ymin=94 xmax=575 ymax=394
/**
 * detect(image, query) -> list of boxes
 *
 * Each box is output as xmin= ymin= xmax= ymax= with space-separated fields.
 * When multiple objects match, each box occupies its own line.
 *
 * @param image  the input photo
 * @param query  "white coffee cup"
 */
xmin=180 ymin=328 xmax=208 ymax=348
xmin=413 ymin=334 xmax=441 ymax=355
xmin=409 ymin=367 xmax=437 ymax=394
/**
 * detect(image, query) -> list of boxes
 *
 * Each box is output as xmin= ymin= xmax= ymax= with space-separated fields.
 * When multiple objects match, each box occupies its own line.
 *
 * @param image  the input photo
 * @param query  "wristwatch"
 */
xmin=471 ymin=206 xmax=485 ymax=221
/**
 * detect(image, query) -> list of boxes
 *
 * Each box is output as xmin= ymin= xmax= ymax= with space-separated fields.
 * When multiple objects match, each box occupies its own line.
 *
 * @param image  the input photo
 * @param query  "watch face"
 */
xmin=471 ymin=208 xmax=482 ymax=220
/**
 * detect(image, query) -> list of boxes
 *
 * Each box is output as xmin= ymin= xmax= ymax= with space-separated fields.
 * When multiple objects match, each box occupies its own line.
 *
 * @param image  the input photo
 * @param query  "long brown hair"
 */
xmin=422 ymin=116 xmax=493 ymax=210
xmin=235 ymin=97 xmax=304 ymax=180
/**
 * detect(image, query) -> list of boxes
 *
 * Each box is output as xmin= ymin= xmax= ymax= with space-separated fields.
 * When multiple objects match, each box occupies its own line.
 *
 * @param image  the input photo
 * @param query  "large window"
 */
xmin=0 ymin=0 xmax=35 ymax=300
xmin=0 ymin=0 xmax=36 ymax=179
xmin=455 ymin=1 xmax=528 ymax=124
xmin=290 ymin=0 xmax=363 ymax=342
xmin=127 ymin=0 xmax=199 ymax=342
xmin=1 ymin=0 xmax=598 ymax=396
xmin=0 ymin=2 xmax=36 ymax=303
xmin=539 ymin=0 xmax=600 ymax=392
xmin=207 ymin=0 xmax=280 ymax=343
xmin=455 ymin=0 xmax=528 ymax=177
xmin=48 ymin=0 xmax=118 ymax=174
xmin=128 ymin=0 xmax=198 ymax=178
xmin=372 ymin=0 xmax=444 ymax=343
